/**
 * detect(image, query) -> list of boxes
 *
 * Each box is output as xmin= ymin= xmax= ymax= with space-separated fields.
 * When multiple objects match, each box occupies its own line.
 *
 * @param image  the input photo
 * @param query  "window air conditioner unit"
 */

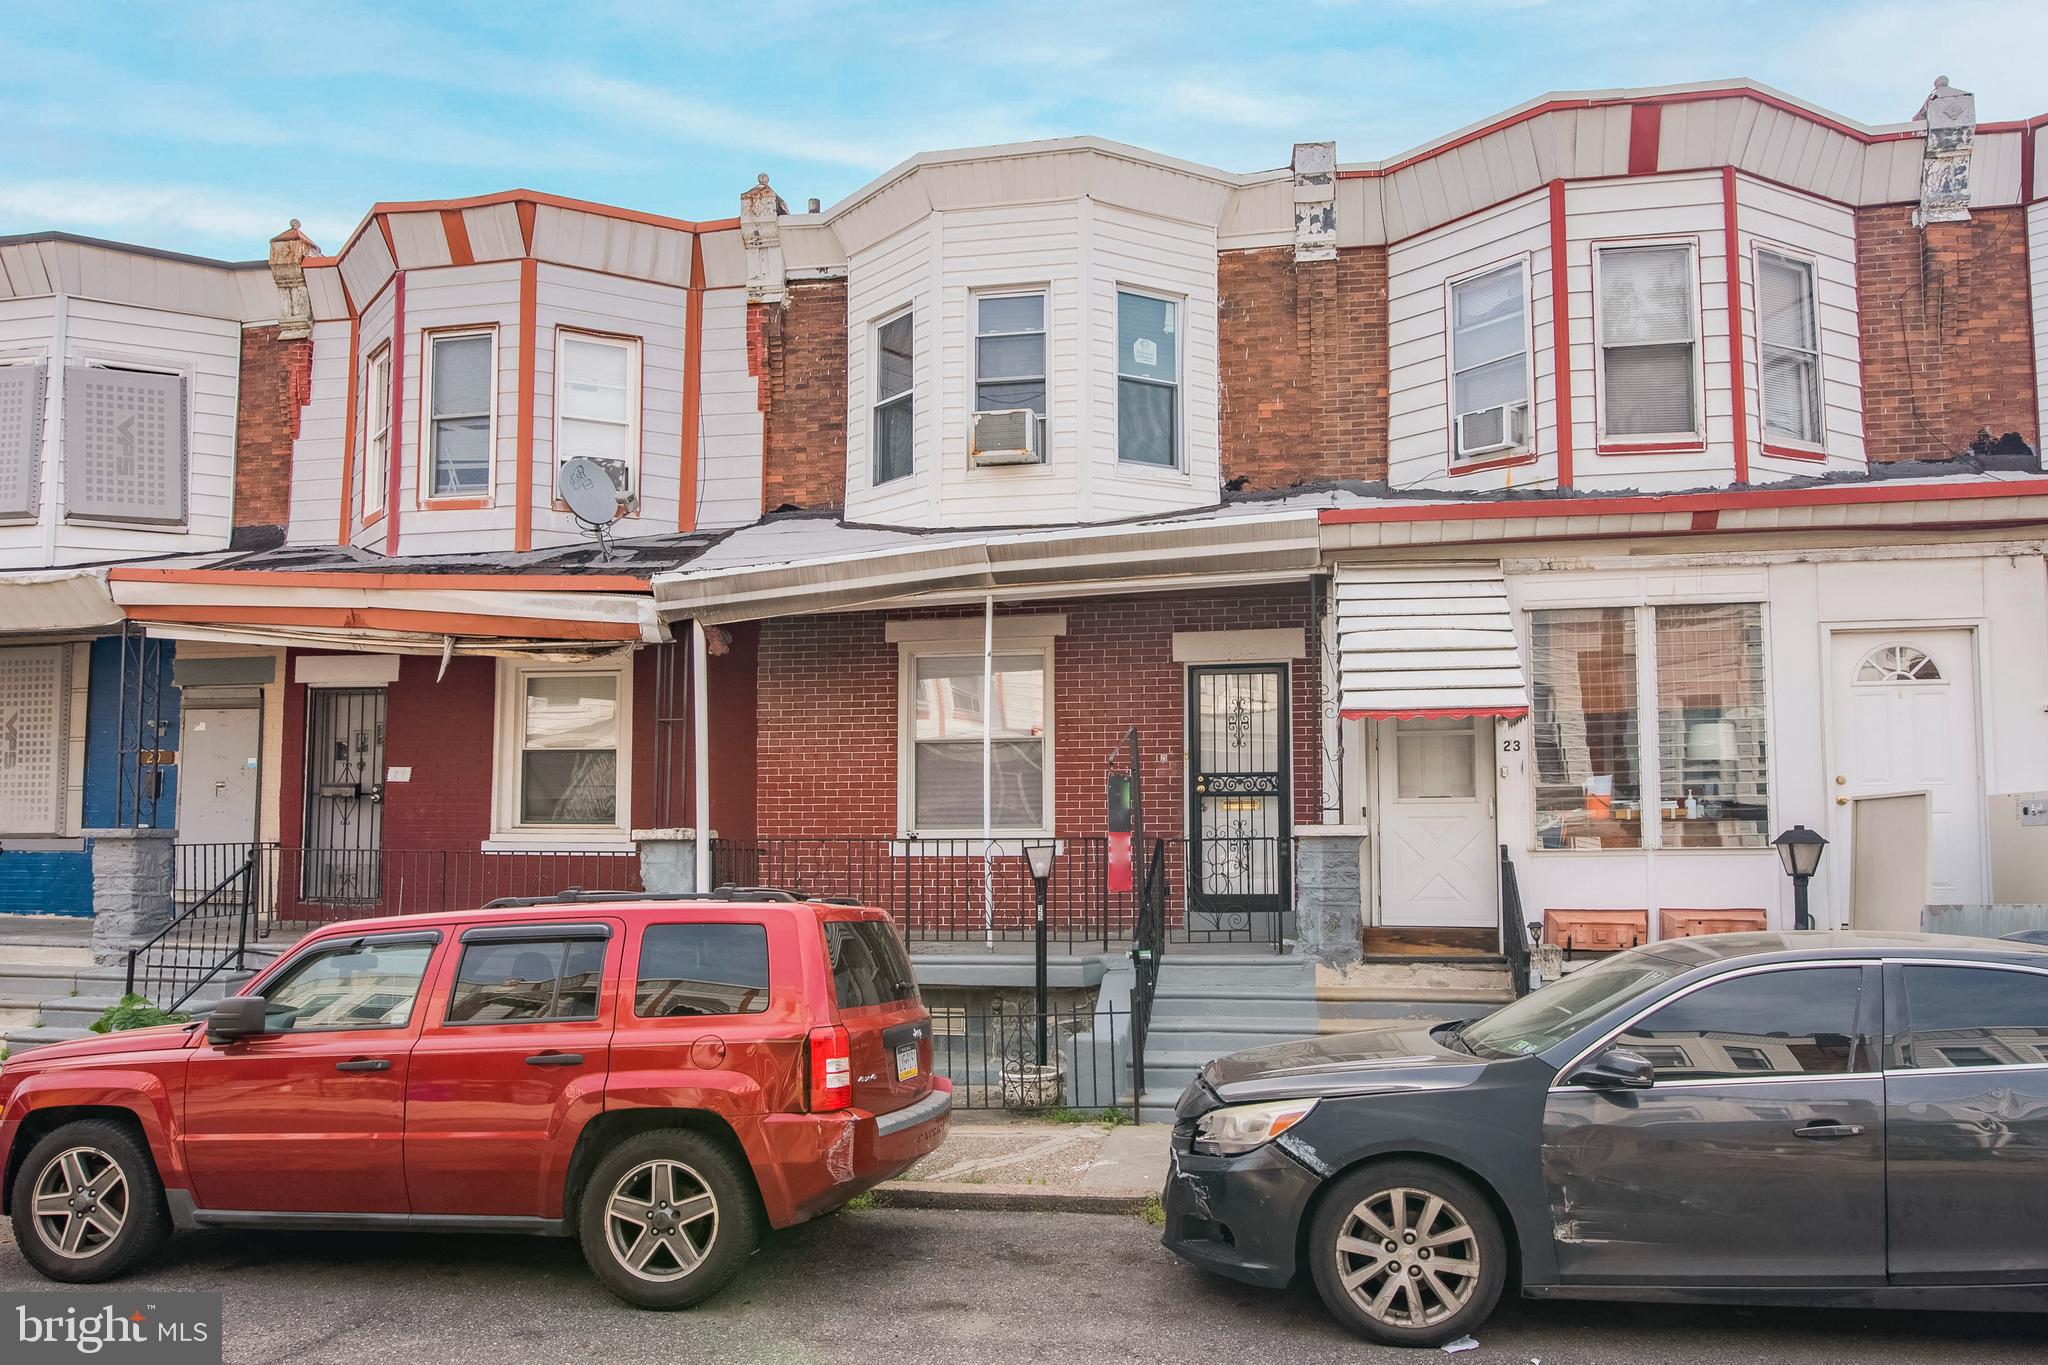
xmin=1455 ymin=401 xmax=1529 ymax=459
xmin=969 ymin=408 xmax=1041 ymax=467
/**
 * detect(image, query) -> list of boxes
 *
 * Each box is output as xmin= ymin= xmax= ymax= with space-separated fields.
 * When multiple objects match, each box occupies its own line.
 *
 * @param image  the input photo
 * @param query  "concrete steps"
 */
xmin=1132 ymin=954 xmax=1320 ymax=1121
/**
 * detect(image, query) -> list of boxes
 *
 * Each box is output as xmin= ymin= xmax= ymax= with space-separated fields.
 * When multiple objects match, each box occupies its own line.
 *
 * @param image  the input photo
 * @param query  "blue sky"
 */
xmin=2 ymin=0 xmax=2042 ymax=261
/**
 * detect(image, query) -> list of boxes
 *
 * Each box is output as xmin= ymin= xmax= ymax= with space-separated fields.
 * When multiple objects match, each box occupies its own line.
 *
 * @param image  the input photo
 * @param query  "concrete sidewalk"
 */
xmin=878 ymin=1111 xmax=1172 ymax=1214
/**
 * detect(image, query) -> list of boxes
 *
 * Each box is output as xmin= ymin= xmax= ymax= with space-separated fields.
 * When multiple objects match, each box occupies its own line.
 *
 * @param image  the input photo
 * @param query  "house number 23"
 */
xmin=1500 ymin=737 xmax=1522 ymax=753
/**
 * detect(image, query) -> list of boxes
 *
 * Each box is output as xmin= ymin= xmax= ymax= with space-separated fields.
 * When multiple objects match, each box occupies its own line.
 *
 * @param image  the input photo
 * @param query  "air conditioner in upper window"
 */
xmin=969 ymin=408 xmax=1042 ymax=467
xmin=1455 ymin=401 xmax=1529 ymax=460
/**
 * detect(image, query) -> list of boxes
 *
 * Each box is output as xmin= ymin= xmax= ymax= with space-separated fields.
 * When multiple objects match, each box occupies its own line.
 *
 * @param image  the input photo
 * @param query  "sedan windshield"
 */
xmin=1457 ymin=946 xmax=1684 ymax=1059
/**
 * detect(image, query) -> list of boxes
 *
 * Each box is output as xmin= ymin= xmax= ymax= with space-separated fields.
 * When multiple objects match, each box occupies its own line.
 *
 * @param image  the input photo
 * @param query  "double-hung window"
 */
xmin=1116 ymin=290 xmax=1179 ymax=468
xmin=364 ymin=344 xmax=391 ymax=516
xmin=426 ymin=330 xmax=493 ymax=499
xmin=495 ymin=660 xmax=631 ymax=839
xmin=556 ymin=332 xmax=639 ymax=503
xmin=872 ymin=311 xmax=914 ymax=485
xmin=1595 ymin=244 xmax=1698 ymax=442
xmin=1448 ymin=262 xmax=1530 ymax=462
xmin=1757 ymin=249 xmax=1823 ymax=449
xmin=1528 ymin=602 xmax=1768 ymax=852
xmin=904 ymin=649 xmax=1050 ymax=833
xmin=974 ymin=291 xmax=1047 ymax=457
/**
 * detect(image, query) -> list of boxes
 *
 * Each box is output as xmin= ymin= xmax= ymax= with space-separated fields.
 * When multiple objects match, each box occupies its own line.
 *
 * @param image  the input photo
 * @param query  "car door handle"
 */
xmin=525 ymin=1052 xmax=584 ymax=1067
xmin=1795 ymin=1122 xmax=1865 ymax=1140
xmin=334 ymin=1058 xmax=391 ymax=1073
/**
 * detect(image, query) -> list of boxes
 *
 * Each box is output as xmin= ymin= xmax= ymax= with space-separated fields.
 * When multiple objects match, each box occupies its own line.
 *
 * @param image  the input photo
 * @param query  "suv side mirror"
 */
xmin=207 ymin=995 xmax=271 ymax=1044
xmin=1567 ymin=1046 xmax=1656 ymax=1090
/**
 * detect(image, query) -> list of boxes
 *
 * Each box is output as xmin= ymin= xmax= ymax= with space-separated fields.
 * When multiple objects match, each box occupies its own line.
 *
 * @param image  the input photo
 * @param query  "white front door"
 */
xmin=177 ymin=703 xmax=262 ymax=848
xmin=1375 ymin=716 xmax=1499 ymax=928
xmin=1827 ymin=630 xmax=1984 ymax=913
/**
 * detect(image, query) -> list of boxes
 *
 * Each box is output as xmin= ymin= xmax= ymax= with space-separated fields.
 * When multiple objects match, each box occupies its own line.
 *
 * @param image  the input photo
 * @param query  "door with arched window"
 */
xmin=1827 ymin=630 xmax=1984 ymax=919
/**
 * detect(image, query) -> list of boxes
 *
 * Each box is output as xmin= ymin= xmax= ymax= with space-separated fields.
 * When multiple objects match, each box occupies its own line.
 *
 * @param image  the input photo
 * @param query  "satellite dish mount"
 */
xmin=558 ymin=457 xmax=625 ymax=559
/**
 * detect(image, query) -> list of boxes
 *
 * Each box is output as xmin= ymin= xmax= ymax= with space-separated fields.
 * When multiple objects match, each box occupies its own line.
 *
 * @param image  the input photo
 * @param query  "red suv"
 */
xmin=0 ymin=891 xmax=950 ymax=1308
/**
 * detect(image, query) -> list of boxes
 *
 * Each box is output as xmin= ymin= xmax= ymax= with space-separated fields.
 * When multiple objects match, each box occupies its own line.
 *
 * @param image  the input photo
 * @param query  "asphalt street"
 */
xmin=3 ymin=1209 xmax=2045 ymax=1365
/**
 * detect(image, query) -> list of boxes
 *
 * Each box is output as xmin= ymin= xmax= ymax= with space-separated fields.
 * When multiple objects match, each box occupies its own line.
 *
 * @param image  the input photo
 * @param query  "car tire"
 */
xmin=1307 ymin=1159 xmax=1507 ymax=1348
xmin=577 ymin=1128 xmax=760 ymax=1310
xmin=9 ymin=1119 xmax=172 ymax=1284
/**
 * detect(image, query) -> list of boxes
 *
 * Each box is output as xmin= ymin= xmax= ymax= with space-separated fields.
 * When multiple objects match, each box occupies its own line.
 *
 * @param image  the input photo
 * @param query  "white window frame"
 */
xmin=896 ymin=640 xmax=1056 ymax=839
xmin=488 ymin=656 xmax=634 ymax=851
xmin=1114 ymin=286 xmax=1184 ymax=472
xmin=419 ymin=326 xmax=498 ymax=505
xmin=363 ymin=342 xmax=392 ymax=517
xmin=552 ymin=329 xmax=641 ymax=506
xmin=971 ymin=287 xmax=1049 ymax=462
xmin=1753 ymin=244 xmax=1826 ymax=456
xmin=1443 ymin=257 xmax=1535 ymax=468
xmin=871 ymin=307 xmax=915 ymax=487
xmin=1591 ymin=239 xmax=1704 ymax=448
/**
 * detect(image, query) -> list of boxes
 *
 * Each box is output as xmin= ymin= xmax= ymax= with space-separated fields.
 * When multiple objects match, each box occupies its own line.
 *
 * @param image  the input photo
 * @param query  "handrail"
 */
xmin=1499 ymin=844 xmax=1533 ymax=997
xmin=1128 ymin=837 xmax=1168 ymax=1120
xmin=125 ymin=854 xmax=256 ymax=1010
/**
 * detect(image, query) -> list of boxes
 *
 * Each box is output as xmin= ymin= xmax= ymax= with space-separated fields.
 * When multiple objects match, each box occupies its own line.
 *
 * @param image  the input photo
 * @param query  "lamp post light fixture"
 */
xmin=1023 ymin=843 xmax=1057 ymax=1066
xmin=1772 ymin=824 xmax=1829 ymax=931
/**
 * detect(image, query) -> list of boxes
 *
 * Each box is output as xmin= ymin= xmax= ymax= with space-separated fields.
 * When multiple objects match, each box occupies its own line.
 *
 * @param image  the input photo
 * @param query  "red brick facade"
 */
xmin=750 ymin=279 xmax=848 ymax=513
xmin=1217 ymin=245 xmax=1389 ymax=490
xmin=753 ymin=588 xmax=1323 ymax=840
xmin=1855 ymin=204 xmax=2039 ymax=462
xmin=232 ymin=323 xmax=313 ymax=541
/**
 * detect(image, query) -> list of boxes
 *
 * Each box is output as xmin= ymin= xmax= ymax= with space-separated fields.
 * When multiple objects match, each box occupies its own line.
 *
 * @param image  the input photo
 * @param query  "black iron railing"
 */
xmin=929 ymin=1002 xmax=1130 ymax=1113
xmin=1499 ymin=844 xmax=1533 ymax=997
xmin=126 ymin=852 xmax=257 ymax=1013
xmin=1128 ymin=838 xmax=1168 ymax=1116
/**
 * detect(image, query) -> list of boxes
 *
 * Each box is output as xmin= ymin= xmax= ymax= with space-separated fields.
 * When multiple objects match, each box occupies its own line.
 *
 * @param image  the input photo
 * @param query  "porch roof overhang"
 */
xmin=651 ymin=510 xmax=1325 ymax=624
xmin=105 ymin=566 xmax=665 ymax=647
xmin=1334 ymin=564 xmax=1528 ymax=720
xmin=0 ymin=567 xmax=123 ymax=638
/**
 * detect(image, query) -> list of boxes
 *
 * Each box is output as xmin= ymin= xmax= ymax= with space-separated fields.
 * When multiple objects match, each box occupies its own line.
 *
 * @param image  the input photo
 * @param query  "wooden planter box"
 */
xmin=1659 ymin=908 xmax=1768 ymax=939
xmin=1544 ymin=909 xmax=1648 ymax=953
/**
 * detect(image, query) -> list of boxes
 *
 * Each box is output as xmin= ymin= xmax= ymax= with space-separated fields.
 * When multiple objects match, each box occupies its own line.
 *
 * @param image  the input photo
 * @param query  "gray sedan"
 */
xmin=1160 ymin=931 xmax=2048 ymax=1346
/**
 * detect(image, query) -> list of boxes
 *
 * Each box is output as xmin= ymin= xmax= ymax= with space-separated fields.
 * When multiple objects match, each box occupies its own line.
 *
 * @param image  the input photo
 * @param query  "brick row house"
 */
xmin=2 ymin=78 xmax=2046 ymax=1104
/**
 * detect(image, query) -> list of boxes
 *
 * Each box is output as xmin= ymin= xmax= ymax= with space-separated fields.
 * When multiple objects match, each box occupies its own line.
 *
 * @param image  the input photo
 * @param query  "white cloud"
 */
xmin=0 ymin=181 xmax=351 ymax=258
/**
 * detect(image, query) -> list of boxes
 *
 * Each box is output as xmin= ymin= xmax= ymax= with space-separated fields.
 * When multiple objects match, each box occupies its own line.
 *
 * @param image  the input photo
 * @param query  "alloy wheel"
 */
xmin=603 ymin=1158 xmax=719 ymax=1283
xmin=1332 ymin=1185 xmax=1481 ymax=1329
xmin=29 ymin=1146 xmax=130 ymax=1261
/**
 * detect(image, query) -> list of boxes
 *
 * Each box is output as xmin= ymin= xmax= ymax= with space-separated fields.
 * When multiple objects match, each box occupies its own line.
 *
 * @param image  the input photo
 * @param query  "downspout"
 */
xmin=692 ymin=618 xmax=712 ymax=893
xmin=982 ymin=592 xmax=994 ymax=948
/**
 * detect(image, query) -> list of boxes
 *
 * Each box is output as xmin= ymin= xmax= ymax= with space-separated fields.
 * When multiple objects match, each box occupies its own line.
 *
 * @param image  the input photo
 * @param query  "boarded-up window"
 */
xmin=0 ymin=646 xmax=70 ymax=836
xmin=0 ymin=363 xmax=46 ymax=520
xmin=63 ymin=366 xmax=187 ymax=525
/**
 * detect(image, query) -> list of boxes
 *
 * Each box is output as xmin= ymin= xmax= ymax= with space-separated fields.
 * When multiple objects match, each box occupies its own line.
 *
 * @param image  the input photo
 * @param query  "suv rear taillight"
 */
xmin=808 ymin=1025 xmax=852 ymax=1112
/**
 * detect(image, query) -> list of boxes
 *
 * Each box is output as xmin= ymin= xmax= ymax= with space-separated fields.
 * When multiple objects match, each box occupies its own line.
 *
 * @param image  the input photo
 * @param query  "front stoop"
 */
xmin=1133 ymin=954 xmax=1320 ymax=1122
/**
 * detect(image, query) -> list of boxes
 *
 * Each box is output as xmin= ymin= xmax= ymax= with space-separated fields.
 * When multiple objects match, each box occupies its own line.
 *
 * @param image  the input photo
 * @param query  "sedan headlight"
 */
xmin=1192 ymin=1098 xmax=1318 ymax=1156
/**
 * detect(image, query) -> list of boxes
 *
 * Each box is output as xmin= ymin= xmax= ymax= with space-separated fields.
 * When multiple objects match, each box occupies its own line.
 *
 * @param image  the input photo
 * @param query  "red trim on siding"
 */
xmin=1547 ymin=180 xmax=1574 ymax=488
xmin=1628 ymin=103 xmax=1663 ymax=176
xmin=110 ymin=567 xmax=653 ymax=592
xmin=1340 ymin=706 xmax=1530 ymax=721
xmin=514 ymin=257 xmax=538 ymax=552
xmin=1449 ymin=452 xmax=1538 ymax=478
xmin=336 ymin=315 xmax=359 ymax=546
xmin=440 ymin=209 xmax=475 ymax=266
xmin=1689 ymin=510 xmax=1719 ymax=531
xmin=1760 ymin=441 xmax=1828 ymax=463
xmin=1597 ymin=441 xmax=1707 ymax=457
xmin=678 ymin=233 xmax=706 ymax=533
xmin=1318 ymin=477 xmax=2048 ymax=525
xmin=515 ymin=201 xmax=537 ymax=256
xmin=1722 ymin=167 xmax=1751 ymax=484
xmin=121 ymin=604 xmax=642 ymax=641
xmin=384 ymin=271 xmax=406 ymax=555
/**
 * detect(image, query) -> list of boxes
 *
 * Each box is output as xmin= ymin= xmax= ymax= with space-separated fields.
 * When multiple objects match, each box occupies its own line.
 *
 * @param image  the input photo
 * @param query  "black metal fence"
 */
xmin=930 ymin=1002 xmax=1135 ymax=1118
xmin=128 ymin=850 xmax=259 ymax=1013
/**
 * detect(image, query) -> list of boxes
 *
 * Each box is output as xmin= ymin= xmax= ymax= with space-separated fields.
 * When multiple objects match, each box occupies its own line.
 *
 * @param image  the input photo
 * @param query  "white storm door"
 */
xmin=177 ymin=704 xmax=262 ymax=850
xmin=1375 ymin=716 xmax=1499 ymax=928
xmin=1827 ymin=631 xmax=1984 ymax=910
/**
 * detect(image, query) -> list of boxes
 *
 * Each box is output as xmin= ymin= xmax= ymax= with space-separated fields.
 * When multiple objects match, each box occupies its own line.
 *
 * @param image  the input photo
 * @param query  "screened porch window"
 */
xmin=906 ymin=652 xmax=1048 ymax=832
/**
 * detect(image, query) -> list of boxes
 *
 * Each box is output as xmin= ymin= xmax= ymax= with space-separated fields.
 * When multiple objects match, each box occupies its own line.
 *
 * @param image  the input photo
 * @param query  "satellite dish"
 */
xmin=559 ymin=457 xmax=624 ymax=527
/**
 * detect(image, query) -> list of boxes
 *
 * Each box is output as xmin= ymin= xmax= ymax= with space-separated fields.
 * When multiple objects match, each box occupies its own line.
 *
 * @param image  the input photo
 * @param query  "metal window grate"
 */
xmin=0 ymin=363 xmax=46 ymax=519
xmin=64 ymin=365 xmax=188 ymax=525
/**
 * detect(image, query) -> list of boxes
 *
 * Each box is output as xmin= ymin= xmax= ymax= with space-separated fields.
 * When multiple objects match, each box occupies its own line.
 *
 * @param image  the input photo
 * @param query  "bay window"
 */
xmin=872 ymin=310 xmax=913 ymax=485
xmin=556 ymin=331 xmax=639 ymax=503
xmin=425 ymin=330 xmax=493 ymax=500
xmin=1757 ymin=249 xmax=1823 ymax=449
xmin=974 ymin=291 xmax=1047 ymax=456
xmin=1116 ymin=290 xmax=1179 ymax=467
xmin=1595 ymin=243 xmax=1699 ymax=442
xmin=902 ymin=649 xmax=1050 ymax=834
xmin=1528 ymin=603 xmax=1768 ymax=852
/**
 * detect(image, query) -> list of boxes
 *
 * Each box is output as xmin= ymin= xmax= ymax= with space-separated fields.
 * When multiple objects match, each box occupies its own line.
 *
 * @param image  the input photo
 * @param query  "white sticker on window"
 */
xmin=1133 ymin=338 xmax=1158 ymax=367
xmin=1161 ymin=312 xmax=1174 ymax=335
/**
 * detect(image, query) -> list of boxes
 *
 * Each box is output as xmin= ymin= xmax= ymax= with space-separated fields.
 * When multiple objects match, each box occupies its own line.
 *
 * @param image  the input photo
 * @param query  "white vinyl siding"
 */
xmin=1756 ymin=250 xmax=1822 ymax=447
xmin=1595 ymin=243 xmax=1699 ymax=442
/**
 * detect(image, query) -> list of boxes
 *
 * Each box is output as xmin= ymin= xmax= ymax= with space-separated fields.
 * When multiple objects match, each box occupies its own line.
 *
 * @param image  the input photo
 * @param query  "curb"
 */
xmin=875 ymin=1181 xmax=1154 ymax=1215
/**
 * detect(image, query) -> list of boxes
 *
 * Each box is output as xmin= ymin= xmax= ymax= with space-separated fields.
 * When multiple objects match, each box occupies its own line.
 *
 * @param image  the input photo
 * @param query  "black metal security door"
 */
xmin=1187 ymin=665 xmax=1289 ymax=941
xmin=302 ymin=688 xmax=386 ymax=902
